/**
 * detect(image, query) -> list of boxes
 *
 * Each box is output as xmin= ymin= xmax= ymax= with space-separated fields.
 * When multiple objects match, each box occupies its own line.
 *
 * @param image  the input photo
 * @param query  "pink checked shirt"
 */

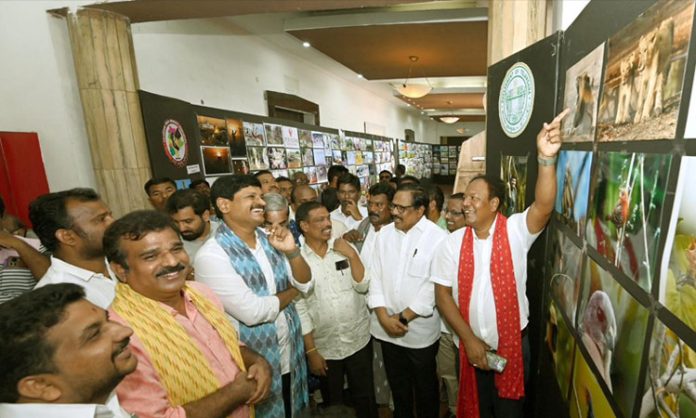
xmin=110 ymin=282 xmax=249 ymax=418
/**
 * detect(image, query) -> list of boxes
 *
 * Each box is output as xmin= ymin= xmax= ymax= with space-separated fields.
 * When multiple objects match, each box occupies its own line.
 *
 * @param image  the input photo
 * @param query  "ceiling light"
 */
xmin=357 ymin=74 xmax=363 ymax=79
xmin=302 ymin=41 xmax=311 ymax=48
xmin=439 ymin=116 xmax=460 ymax=124
xmin=394 ymin=56 xmax=432 ymax=99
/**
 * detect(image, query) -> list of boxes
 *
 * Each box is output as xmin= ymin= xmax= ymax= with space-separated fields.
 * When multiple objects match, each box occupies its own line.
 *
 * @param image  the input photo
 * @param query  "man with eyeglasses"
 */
xmin=368 ymin=183 xmax=448 ymax=418
xmin=444 ymin=193 xmax=467 ymax=233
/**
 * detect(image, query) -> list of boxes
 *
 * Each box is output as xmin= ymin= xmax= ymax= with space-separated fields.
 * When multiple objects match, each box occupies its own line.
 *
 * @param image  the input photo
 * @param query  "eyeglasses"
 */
xmin=389 ymin=203 xmax=414 ymax=213
xmin=445 ymin=210 xmax=464 ymax=217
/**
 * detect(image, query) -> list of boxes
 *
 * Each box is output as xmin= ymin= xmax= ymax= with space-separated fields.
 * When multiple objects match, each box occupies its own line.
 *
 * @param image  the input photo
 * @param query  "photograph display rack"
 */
xmin=486 ymin=1 xmax=696 ymax=417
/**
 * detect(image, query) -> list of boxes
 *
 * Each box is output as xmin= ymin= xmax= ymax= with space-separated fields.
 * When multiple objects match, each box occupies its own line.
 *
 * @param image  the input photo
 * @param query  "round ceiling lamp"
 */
xmin=395 ymin=83 xmax=432 ymax=99
xmin=439 ymin=116 xmax=460 ymax=124
xmin=394 ymin=56 xmax=432 ymax=99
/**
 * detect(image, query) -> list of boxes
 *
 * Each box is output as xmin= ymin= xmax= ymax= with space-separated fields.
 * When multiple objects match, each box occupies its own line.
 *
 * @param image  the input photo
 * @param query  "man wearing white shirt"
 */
xmin=343 ymin=183 xmax=394 ymax=266
xmin=432 ymin=110 xmax=567 ymax=418
xmin=30 ymin=189 xmax=116 ymax=309
xmin=295 ymin=201 xmax=377 ymax=418
xmin=0 ymin=283 xmax=136 ymax=418
xmin=331 ymin=173 xmax=368 ymax=230
xmin=194 ymin=174 xmax=313 ymax=418
xmin=368 ymin=183 xmax=448 ymax=418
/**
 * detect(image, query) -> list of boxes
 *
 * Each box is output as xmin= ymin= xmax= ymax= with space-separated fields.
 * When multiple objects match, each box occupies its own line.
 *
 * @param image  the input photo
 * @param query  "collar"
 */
xmin=301 ymin=237 xmax=336 ymax=259
xmin=49 ymin=256 xmax=114 ymax=282
xmin=154 ymin=286 xmax=198 ymax=319
xmin=0 ymin=392 xmax=129 ymax=418
xmin=473 ymin=214 xmax=498 ymax=242
xmin=395 ymin=215 xmax=429 ymax=236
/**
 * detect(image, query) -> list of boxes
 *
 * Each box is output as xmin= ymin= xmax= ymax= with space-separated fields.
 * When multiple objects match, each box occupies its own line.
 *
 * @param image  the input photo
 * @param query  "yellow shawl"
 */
xmin=112 ymin=282 xmax=253 ymax=416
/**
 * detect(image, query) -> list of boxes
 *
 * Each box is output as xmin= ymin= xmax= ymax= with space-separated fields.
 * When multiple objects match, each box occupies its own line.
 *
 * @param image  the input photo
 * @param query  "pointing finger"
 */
xmin=553 ymin=108 xmax=571 ymax=124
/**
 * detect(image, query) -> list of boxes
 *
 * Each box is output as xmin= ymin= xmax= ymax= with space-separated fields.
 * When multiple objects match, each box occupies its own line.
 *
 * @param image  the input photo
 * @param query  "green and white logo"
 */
xmin=499 ymin=62 xmax=535 ymax=138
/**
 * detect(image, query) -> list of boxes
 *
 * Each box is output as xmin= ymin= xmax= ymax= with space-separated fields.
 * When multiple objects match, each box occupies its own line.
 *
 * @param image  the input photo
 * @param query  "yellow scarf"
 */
xmin=112 ymin=282 xmax=253 ymax=416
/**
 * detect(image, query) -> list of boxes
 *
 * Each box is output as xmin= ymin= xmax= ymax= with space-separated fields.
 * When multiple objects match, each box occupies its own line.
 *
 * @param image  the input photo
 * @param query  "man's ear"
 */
xmin=17 ymin=375 xmax=62 ymax=403
xmin=110 ymin=261 xmax=128 ymax=283
xmin=489 ymin=197 xmax=501 ymax=212
xmin=202 ymin=209 xmax=211 ymax=223
xmin=216 ymin=197 xmax=232 ymax=215
xmin=55 ymin=229 xmax=77 ymax=247
xmin=298 ymin=220 xmax=309 ymax=234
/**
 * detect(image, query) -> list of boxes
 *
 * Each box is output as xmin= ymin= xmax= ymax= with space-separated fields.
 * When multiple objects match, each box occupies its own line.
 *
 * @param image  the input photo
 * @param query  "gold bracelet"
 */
xmin=305 ymin=347 xmax=318 ymax=355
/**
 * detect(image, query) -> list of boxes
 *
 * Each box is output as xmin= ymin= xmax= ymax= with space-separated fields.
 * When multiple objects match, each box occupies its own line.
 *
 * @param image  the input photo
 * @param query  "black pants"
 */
xmin=473 ymin=334 xmax=530 ymax=418
xmin=282 ymin=372 xmax=291 ymax=418
xmin=379 ymin=339 xmax=440 ymax=418
xmin=319 ymin=340 xmax=378 ymax=418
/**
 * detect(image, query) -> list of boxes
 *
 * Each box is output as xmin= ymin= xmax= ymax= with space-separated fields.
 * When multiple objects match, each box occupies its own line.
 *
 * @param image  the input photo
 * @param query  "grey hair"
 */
xmin=263 ymin=192 xmax=289 ymax=212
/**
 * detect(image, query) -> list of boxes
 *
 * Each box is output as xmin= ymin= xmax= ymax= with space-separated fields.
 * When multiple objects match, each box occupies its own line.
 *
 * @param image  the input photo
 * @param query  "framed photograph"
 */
xmin=500 ymin=154 xmax=528 ymax=216
xmin=577 ymin=257 xmax=649 ymax=417
xmin=267 ymin=146 xmax=287 ymax=170
xmin=659 ymin=156 xmax=696 ymax=335
xmin=243 ymin=121 xmax=266 ymax=146
xmin=264 ymin=123 xmax=283 ymax=145
xmin=286 ymin=148 xmax=302 ymax=169
xmin=231 ymin=158 xmax=250 ymax=175
xmin=247 ymin=146 xmax=269 ymax=170
xmin=282 ymin=126 xmax=299 ymax=148
xmin=200 ymin=146 xmax=232 ymax=176
xmin=226 ymin=117 xmax=246 ymax=157
xmin=198 ymin=116 xmax=228 ymax=146
xmin=638 ymin=317 xmax=696 ymax=417
xmin=555 ymin=150 xmax=593 ymax=236
xmin=597 ymin=0 xmax=694 ymax=141
xmin=301 ymin=147 xmax=314 ymax=167
xmin=561 ymin=44 xmax=604 ymax=142
xmin=299 ymin=129 xmax=313 ymax=148
xmin=585 ymin=152 xmax=671 ymax=291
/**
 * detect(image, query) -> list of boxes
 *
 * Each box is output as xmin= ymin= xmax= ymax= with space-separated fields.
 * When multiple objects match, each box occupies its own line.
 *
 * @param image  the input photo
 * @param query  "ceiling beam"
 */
xmin=425 ymin=109 xmax=486 ymax=116
xmin=284 ymin=6 xmax=487 ymax=31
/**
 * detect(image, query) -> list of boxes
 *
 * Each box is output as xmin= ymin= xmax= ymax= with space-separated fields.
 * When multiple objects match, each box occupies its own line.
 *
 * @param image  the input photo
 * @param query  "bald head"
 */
xmin=291 ymin=185 xmax=318 ymax=211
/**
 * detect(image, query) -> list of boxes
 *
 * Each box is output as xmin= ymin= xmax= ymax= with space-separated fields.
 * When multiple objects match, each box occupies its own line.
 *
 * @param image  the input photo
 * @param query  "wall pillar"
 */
xmin=66 ymin=8 xmax=151 ymax=216
xmin=487 ymin=0 xmax=554 ymax=65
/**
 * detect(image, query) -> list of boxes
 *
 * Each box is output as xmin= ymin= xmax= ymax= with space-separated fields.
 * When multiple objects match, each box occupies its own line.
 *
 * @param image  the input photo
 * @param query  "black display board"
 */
xmin=485 ymin=1 xmax=696 ymax=417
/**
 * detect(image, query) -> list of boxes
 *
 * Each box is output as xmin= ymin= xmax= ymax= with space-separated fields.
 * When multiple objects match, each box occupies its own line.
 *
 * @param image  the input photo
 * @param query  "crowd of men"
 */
xmin=0 ymin=111 xmax=567 ymax=418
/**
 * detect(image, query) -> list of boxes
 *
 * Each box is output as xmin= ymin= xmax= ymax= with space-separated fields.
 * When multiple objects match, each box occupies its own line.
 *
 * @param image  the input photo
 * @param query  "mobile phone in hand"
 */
xmin=486 ymin=351 xmax=507 ymax=373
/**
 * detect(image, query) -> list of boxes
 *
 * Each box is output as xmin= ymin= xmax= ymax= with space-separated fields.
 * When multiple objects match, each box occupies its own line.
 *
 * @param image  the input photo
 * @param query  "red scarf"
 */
xmin=457 ymin=212 xmax=524 ymax=418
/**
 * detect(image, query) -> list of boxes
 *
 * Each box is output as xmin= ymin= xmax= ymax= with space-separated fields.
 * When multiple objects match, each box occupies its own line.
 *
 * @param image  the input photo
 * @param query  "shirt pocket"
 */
xmin=408 ymin=255 xmax=431 ymax=279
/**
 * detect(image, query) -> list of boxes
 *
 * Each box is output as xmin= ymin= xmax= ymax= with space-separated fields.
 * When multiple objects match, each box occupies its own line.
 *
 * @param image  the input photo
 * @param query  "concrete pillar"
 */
xmin=66 ymin=8 xmax=151 ymax=216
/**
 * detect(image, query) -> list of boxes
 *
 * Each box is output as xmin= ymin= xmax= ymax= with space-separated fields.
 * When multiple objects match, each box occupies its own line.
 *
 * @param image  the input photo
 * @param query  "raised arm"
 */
xmin=527 ymin=108 xmax=570 ymax=234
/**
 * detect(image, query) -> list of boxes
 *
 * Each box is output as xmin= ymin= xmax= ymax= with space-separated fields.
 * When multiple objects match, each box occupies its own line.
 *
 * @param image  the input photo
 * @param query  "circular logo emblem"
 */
xmin=161 ymin=119 xmax=188 ymax=167
xmin=499 ymin=62 xmax=535 ymax=138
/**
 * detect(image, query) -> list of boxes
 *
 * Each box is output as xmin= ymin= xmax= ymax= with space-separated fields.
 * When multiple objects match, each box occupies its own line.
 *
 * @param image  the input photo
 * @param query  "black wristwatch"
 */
xmin=398 ymin=312 xmax=409 ymax=326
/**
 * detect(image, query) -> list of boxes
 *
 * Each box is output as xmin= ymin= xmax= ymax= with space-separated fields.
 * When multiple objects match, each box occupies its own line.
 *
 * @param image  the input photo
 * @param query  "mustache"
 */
xmin=368 ymin=212 xmax=380 ymax=218
xmin=251 ymin=205 xmax=265 ymax=210
xmin=155 ymin=263 xmax=186 ymax=277
xmin=112 ymin=337 xmax=131 ymax=360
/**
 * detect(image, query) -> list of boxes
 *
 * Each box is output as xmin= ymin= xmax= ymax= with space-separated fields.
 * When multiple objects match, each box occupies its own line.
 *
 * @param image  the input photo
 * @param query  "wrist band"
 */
xmin=306 ymin=347 xmax=318 ymax=355
xmin=286 ymin=248 xmax=301 ymax=260
xmin=537 ymin=155 xmax=557 ymax=166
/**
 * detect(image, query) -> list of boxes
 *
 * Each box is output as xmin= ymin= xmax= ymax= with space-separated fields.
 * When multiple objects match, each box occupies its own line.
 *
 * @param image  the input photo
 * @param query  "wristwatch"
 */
xmin=398 ymin=312 xmax=408 ymax=326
